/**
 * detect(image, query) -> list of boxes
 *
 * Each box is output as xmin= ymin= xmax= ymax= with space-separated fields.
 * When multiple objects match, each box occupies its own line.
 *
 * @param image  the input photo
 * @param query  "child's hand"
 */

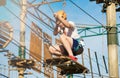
xmin=54 ymin=13 xmax=58 ymax=18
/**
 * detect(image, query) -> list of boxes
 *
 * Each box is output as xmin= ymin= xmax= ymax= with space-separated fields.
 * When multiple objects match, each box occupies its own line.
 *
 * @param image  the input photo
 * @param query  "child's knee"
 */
xmin=49 ymin=46 xmax=53 ymax=53
xmin=60 ymin=35 xmax=66 ymax=41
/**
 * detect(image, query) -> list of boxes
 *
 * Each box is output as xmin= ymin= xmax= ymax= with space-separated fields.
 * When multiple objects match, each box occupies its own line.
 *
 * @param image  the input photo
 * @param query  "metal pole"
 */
xmin=18 ymin=0 xmax=27 ymax=78
xmin=81 ymin=53 xmax=86 ymax=78
xmin=88 ymin=48 xmax=93 ymax=78
xmin=106 ymin=2 xmax=119 ymax=78
xmin=94 ymin=52 xmax=101 ymax=76
xmin=102 ymin=55 xmax=108 ymax=73
xmin=19 ymin=0 xmax=27 ymax=59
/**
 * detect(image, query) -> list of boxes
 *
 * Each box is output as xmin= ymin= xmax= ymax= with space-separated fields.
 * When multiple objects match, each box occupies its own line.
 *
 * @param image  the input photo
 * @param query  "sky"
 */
xmin=0 ymin=0 xmax=120 ymax=78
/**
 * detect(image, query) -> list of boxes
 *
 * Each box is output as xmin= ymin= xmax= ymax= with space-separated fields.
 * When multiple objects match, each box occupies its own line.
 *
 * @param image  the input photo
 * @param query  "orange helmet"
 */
xmin=56 ymin=10 xmax=67 ymax=20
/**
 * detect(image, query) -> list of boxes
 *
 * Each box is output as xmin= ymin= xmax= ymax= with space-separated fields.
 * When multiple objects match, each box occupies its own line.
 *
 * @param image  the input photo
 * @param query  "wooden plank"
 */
xmin=46 ymin=57 xmax=71 ymax=66
xmin=0 ymin=44 xmax=3 ymax=48
xmin=0 ymin=22 xmax=12 ymax=32
xmin=9 ymin=59 xmax=34 ymax=68
xmin=31 ymin=58 xmax=41 ymax=73
xmin=45 ymin=57 xmax=89 ymax=75
xmin=30 ymin=22 xmax=42 ymax=62
xmin=0 ymin=22 xmax=13 ymax=48
xmin=0 ymin=30 xmax=10 ymax=37
xmin=0 ymin=34 xmax=9 ymax=41
xmin=30 ymin=32 xmax=42 ymax=61
xmin=0 ymin=39 xmax=6 ymax=45
xmin=0 ymin=26 xmax=10 ymax=32
xmin=29 ymin=22 xmax=42 ymax=73
xmin=57 ymin=68 xmax=66 ymax=78
xmin=43 ymin=32 xmax=54 ymax=78
xmin=31 ymin=22 xmax=42 ymax=36
xmin=55 ymin=39 xmax=66 ymax=78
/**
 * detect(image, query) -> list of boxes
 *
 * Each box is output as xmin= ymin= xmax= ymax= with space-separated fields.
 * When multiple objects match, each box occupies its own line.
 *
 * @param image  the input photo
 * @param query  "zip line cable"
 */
xmin=35 ymin=7 xmax=55 ymax=23
xmin=27 ymin=10 xmax=54 ymax=31
xmin=26 ymin=8 xmax=54 ymax=33
xmin=69 ymin=0 xmax=120 ymax=35
xmin=12 ymin=0 xmax=55 ymax=31
xmin=32 ymin=6 xmax=55 ymax=29
xmin=0 ymin=73 xmax=8 ymax=78
xmin=69 ymin=0 xmax=104 ymax=27
xmin=45 ymin=0 xmax=55 ymax=14
xmin=4 ymin=6 xmax=60 ymax=53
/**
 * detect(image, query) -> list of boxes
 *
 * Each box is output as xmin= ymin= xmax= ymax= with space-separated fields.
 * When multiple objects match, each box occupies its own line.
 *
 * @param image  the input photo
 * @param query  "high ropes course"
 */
xmin=0 ymin=0 xmax=120 ymax=78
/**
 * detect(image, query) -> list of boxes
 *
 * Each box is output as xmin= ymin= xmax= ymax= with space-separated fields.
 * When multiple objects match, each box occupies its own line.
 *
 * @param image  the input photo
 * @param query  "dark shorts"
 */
xmin=72 ymin=39 xmax=83 ymax=56
xmin=72 ymin=38 xmax=79 ymax=52
xmin=60 ymin=38 xmax=83 ymax=56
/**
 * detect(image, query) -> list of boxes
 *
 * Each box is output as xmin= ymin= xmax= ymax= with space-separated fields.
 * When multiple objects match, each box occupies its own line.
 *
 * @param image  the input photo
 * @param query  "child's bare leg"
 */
xmin=49 ymin=45 xmax=63 ymax=56
xmin=60 ymin=34 xmax=78 ymax=61
xmin=60 ymin=34 xmax=73 ymax=56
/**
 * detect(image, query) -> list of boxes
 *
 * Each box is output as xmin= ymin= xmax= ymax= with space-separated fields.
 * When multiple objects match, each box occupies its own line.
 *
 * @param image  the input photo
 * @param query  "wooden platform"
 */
xmin=45 ymin=57 xmax=89 ymax=75
xmin=9 ymin=59 xmax=35 ymax=68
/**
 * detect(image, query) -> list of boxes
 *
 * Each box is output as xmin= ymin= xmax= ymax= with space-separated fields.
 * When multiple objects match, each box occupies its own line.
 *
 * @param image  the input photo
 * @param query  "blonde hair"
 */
xmin=56 ymin=10 xmax=67 ymax=20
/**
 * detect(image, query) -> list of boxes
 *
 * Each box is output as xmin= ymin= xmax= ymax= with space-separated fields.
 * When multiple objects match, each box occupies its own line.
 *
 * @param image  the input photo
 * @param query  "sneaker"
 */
xmin=69 ymin=55 xmax=78 ymax=61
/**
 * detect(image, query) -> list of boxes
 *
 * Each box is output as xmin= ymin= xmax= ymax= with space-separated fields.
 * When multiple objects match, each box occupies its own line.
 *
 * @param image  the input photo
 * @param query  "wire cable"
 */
xmin=45 ymin=0 xmax=55 ymax=14
xmin=69 ymin=0 xmax=104 ymax=27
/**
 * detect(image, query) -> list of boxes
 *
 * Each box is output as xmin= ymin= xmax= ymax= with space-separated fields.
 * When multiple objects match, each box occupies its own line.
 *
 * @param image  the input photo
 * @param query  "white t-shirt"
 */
xmin=57 ymin=21 xmax=85 ymax=46
xmin=64 ymin=21 xmax=80 ymax=39
xmin=65 ymin=21 xmax=85 ymax=46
